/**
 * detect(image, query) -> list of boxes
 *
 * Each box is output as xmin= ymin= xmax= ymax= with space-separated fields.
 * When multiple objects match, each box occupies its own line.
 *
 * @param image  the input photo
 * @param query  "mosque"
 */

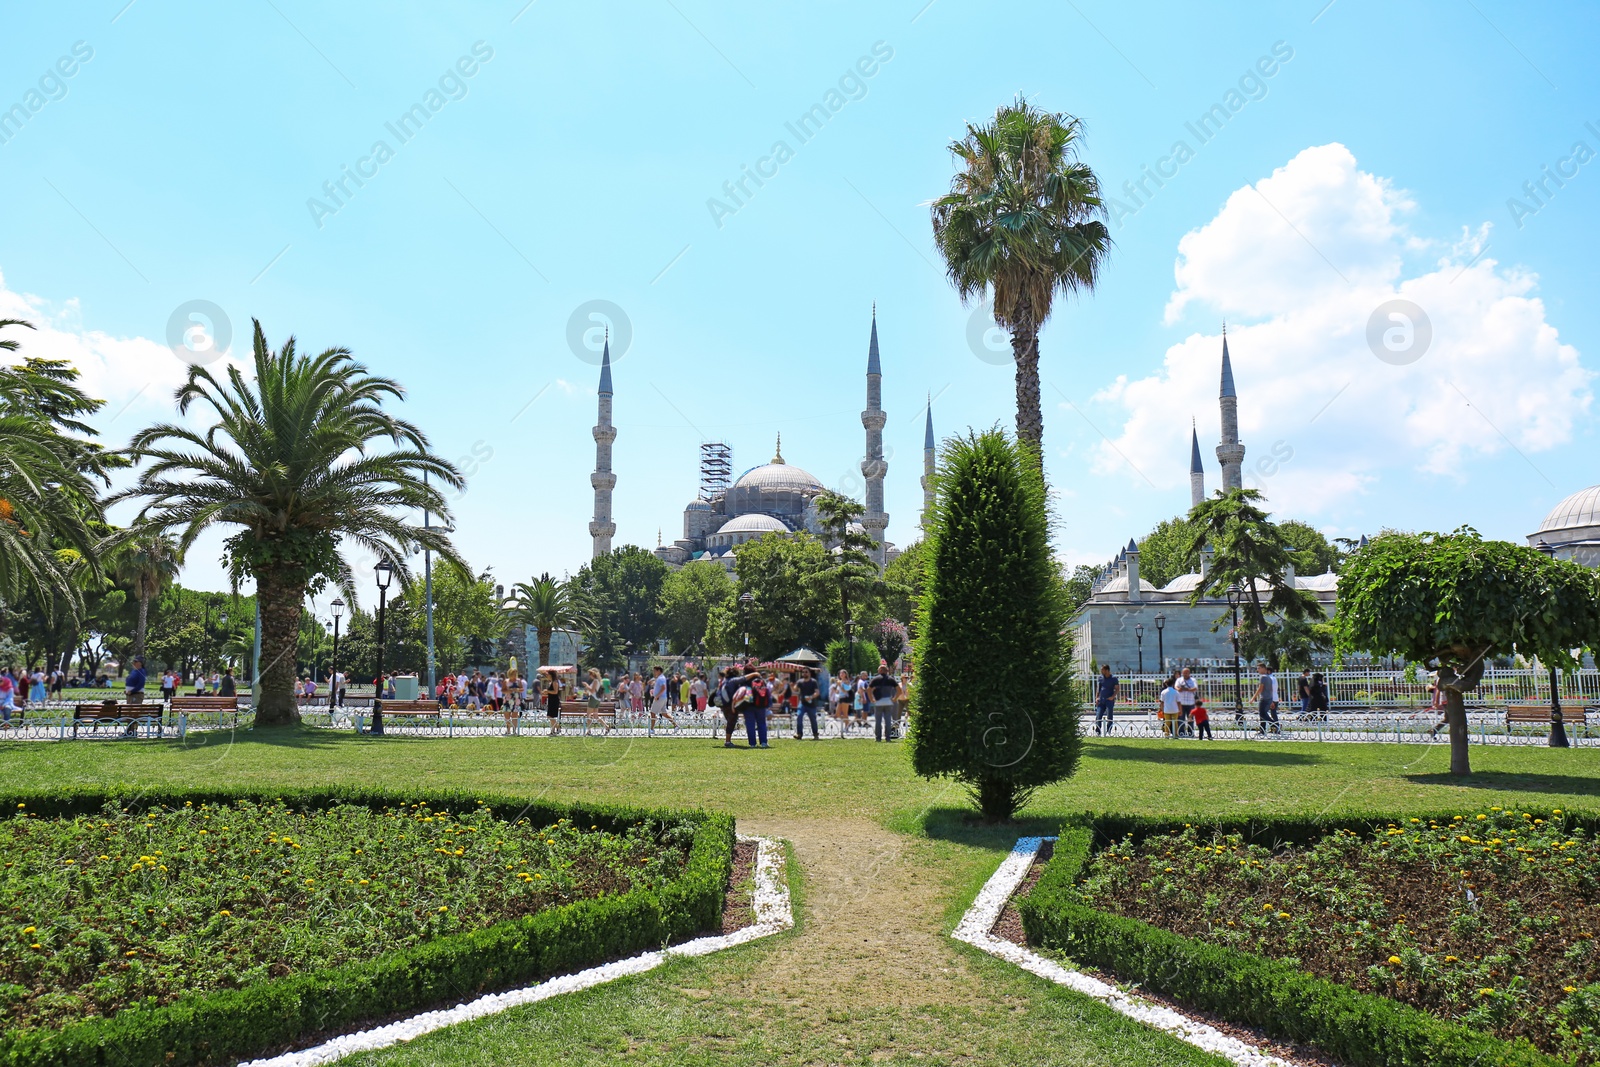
xmin=586 ymin=310 xmax=933 ymax=572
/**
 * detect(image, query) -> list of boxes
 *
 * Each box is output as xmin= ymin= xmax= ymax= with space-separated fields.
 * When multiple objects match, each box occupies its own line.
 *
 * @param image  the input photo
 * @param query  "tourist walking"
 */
xmin=794 ymin=667 xmax=821 ymax=739
xmin=853 ymin=671 xmax=870 ymax=728
xmin=743 ymin=670 xmax=770 ymax=748
xmin=1175 ymin=668 xmax=1198 ymax=736
xmin=869 ymin=662 xmax=900 ymax=741
xmin=648 ymin=665 xmax=677 ymax=735
xmin=689 ymin=672 xmax=707 ymax=714
xmin=717 ymin=667 xmax=745 ymax=748
xmin=1308 ymin=671 xmax=1329 ymax=720
xmin=1094 ymin=665 xmax=1118 ymax=736
xmin=1158 ymin=677 xmax=1181 ymax=738
xmin=1253 ymin=663 xmax=1280 ymax=734
xmin=544 ymin=671 xmax=564 ymax=735
xmin=1297 ymin=669 xmax=1312 ymax=718
xmin=834 ymin=669 xmax=854 ymax=732
xmin=28 ymin=668 xmax=47 ymax=707
xmin=125 ymin=657 xmax=147 ymax=705
xmin=219 ymin=669 xmax=237 ymax=698
xmin=1192 ymin=696 xmax=1213 ymax=740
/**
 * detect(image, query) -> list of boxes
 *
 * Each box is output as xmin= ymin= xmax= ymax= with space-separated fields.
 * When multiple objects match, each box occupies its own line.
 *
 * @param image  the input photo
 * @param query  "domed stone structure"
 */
xmin=1527 ymin=486 xmax=1600 ymax=567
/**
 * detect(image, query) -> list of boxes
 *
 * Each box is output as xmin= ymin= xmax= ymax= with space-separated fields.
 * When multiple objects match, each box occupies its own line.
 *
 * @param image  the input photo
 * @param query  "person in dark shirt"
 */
xmin=869 ymin=664 xmax=900 ymax=742
xmin=124 ymin=658 xmax=147 ymax=705
xmin=794 ymin=668 xmax=821 ymax=740
xmin=718 ymin=668 xmax=744 ymax=748
xmin=1094 ymin=665 xmax=1119 ymax=736
xmin=219 ymin=669 xmax=237 ymax=698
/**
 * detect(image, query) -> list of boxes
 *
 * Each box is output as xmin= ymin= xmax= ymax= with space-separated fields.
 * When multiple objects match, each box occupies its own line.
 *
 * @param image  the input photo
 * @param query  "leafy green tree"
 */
xmin=503 ymin=573 xmax=589 ymax=666
xmin=0 ymin=321 xmax=108 ymax=616
xmin=658 ymin=562 xmax=733 ymax=654
xmin=112 ymin=531 xmax=182 ymax=661
xmin=571 ymin=546 xmax=669 ymax=668
xmin=1136 ymin=516 xmax=1197 ymax=589
xmin=1184 ymin=489 xmax=1323 ymax=668
xmin=1063 ymin=563 xmax=1099 ymax=616
xmin=809 ymin=489 xmax=882 ymax=637
xmin=716 ymin=533 xmax=837 ymax=660
xmin=881 ymin=539 xmax=926 ymax=630
xmin=1278 ymin=519 xmax=1341 ymax=575
xmin=931 ymin=99 xmax=1111 ymax=472
xmin=117 ymin=321 xmax=462 ymax=726
xmin=1335 ymin=529 xmax=1600 ymax=776
xmin=909 ymin=430 xmax=1079 ymax=822
xmin=825 ymin=637 xmax=880 ymax=677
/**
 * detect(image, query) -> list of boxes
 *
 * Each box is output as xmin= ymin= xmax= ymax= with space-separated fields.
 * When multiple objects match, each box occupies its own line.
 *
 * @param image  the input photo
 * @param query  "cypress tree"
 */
xmin=908 ymin=430 xmax=1080 ymax=820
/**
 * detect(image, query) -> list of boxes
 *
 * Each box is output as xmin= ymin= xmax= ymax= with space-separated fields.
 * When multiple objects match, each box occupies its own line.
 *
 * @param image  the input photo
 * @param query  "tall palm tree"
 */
xmin=112 ymin=531 xmax=182 ymax=660
xmin=0 ymin=320 xmax=107 ymax=615
xmin=931 ymin=98 xmax=1112 ymax=473
xmin=117 ymin=320 xmax=463 ymax=727
xmin=502 ymin=574 xmax=588 ymax=668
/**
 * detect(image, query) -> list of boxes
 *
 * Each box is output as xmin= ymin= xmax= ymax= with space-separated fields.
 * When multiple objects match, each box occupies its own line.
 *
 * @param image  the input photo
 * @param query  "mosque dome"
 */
xmin=1534 ymin=486 xmax=1600 ymax=536
xmin=717 ymin=513 xmax=791 ymax=536
xmin=686 ymin=499 xmax=713 ymax=511
xmin=731 ymin=434 xmax=822 ymax=495
xmin=1160 ymin=573 xmax=1205 ymax=594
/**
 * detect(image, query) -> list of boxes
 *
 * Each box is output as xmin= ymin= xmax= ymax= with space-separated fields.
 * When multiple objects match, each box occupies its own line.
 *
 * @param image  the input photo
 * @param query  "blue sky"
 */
xmin=2 ymin=1 xmax=1597 ymax=599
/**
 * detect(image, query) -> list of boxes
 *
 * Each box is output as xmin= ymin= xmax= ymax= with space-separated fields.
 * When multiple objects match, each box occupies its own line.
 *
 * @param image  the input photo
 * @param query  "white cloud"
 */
xmin=1090 ymin=144 xmax=1591 ymax=517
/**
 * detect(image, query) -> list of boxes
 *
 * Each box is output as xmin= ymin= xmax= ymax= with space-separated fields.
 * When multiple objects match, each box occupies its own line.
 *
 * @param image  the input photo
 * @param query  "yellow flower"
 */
xmin=30 ymin=943 xmax=41 ymax=950
xmin=1566 ymin=986 xmax=1579 ymax=993
xmin=1478 ymin=988 xmax=1494 ymax=996
xmin=1476 ymin=814 xmax=1488 ymax=821
xmin=22 ymin=926 xmax=35 ymax=934
xmin=1444 ymin=956 xmax=1458 ymax=962
xmin=125 ymin=950 xmax=138 ymax=957
xmin=438 ymin=906 xmax=448 ymax=912
xmin=1277 ymin=912 xmax=1290 ymax=919
xmin=218 ymin=909 xmax=232 ymax=917
xmin=1388 ymin=956 xmax=1402 ymax=965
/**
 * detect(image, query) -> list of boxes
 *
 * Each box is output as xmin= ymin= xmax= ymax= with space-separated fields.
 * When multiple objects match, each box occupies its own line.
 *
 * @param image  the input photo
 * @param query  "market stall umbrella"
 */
xmin=776 ymin=647 xmax=826 ymax=666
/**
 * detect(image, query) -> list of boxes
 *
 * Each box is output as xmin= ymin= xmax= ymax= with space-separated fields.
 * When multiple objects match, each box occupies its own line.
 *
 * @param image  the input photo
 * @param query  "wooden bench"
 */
xmin=72 ymin=701 xmax=159 ymax=738
xmin=372 ymin=699 xmax=442 ymax=721
xmin=1507 ymin=704 xmax=1586 ymax=729
xmin=558 ymin=700 xmax=618 ymax=733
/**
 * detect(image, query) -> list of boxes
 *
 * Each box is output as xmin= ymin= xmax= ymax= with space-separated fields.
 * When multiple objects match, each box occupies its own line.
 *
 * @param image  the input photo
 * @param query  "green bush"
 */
xmin=1018 ymin=814 xmax=1580 ymax=1067
xmin=824 ymin=638 xmax=880 ymax=677
xmin=0 ymin=786 xmax=734 ymax=1067
xmin=908 ymin=429 xmax=1079 ymax=820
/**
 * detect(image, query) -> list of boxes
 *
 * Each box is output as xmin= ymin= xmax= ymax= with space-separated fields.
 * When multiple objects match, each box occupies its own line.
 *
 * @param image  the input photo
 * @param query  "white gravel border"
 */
xmin=240 ymin=834 xmax=791 ymax=1067
xmin=954 ymin=836 xmax=1298 ymax=1067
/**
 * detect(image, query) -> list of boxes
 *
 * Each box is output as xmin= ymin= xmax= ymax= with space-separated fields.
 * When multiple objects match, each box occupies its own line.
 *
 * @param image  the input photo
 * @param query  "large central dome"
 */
xmin=1535 ymin=486 xmax=1600 ymax=535
xmin=733 ymin=460 xmax=823 ymax=493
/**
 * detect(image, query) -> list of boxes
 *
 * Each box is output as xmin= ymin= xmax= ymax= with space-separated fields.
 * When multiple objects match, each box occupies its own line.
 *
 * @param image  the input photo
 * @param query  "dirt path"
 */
xmin=737 ymin=817 xmax=995 ymax=1011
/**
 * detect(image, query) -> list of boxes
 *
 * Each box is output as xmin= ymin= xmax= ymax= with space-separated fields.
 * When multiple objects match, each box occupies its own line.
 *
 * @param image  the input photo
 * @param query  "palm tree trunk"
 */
xmin=1009 ymin=299 xmax=1044 ymax=478
xmin=135 ymin=594 xmax=150 ymax=659
xmin=538 ymin=626 xmax=551 ymax=668
xmin=254 ymin=566 xmax=304 ymax=727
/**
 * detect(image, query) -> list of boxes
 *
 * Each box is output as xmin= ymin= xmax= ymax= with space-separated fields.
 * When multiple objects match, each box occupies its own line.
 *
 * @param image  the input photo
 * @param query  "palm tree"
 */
xmin=117 ymin=320 xmax=463 ymax=727
xmin=502 ymin=574 xmax=589 ymax=668
xmin=0 ymin=320 xmax=107 ymax=614
xmin=112 ymin=531 xmax=182 ymax=660
xmin=931 ymin=98 xmax=1112 ymax=473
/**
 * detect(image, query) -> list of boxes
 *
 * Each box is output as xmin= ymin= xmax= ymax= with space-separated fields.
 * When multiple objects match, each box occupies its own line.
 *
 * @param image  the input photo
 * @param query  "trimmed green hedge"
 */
xmin=0 ymin=785 xmax=735 ymax=1067
xmin=1019 ymin=813 xmax=1575 ymax=1067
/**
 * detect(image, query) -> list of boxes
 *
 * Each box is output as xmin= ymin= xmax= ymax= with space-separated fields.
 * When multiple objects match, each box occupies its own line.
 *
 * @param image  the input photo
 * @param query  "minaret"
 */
xmin=588 ymin=337 xmax=617 ymax=558
xmin=1189 ymin=419 xmax=1206 ymax=508
xmin=920 ymin=394 xmax=935 ymax=532
xmin=1215 ymin=327 xmax=1245 ymax=491
xmin=860 ymin=307 xmax=889 ymax=567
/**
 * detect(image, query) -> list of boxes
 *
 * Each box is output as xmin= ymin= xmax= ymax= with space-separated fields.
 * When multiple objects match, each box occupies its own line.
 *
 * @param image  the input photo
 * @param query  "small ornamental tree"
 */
xmin=1334 ymin=528 xmax=1600 ymax=775
xmin=909 ymin=429 xmax=1079 ymax=821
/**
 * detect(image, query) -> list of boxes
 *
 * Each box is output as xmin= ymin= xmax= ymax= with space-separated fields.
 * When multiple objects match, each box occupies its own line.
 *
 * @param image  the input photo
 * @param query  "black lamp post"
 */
xmin=844 ymin=617 xmax=857 ymax=678
xmin=738 ymin=592 xmax=753 ymax=665
xmin=329 ymin=597 xmax=344 ymax=709
xmin=1154 ymin=613 xmax=1166 ymax=674
xmin=1227 ymin=582 xmax=1243 ymax=727
xmin=372 ymin=560 xmax=393 ymax=735
xmin=1134 ymin=623 xmax=1145 ymax=674
xmin=1535 ymin=540 xmax=1571 ymax=748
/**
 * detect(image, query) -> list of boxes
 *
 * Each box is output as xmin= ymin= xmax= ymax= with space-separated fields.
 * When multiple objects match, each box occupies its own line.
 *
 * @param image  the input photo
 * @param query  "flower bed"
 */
xmin=0 ymin=787 xmax=733 ymax=1067
xmin=1018 ymin=812 xmax=1600 ymax=1067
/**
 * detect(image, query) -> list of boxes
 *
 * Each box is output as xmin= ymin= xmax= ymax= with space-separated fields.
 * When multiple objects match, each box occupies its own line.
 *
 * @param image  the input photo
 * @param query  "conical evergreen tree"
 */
xmin=908 ymin=429 xmax=1079 ymax=820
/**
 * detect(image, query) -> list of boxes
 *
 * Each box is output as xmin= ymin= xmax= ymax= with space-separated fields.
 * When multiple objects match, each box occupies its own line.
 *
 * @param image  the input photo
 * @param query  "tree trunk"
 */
xmin=134 ymin=594 xmax=150 ymax=659
xmin=538 ymin=626 xmax=551 ymax=668
xmin=254 ymin=567 xmax=305 ymax=727
xmin=1438 ymin=656 xmax=1485 ymax=776
xmin=1009 ymin=298 xmax=1044 ymax=478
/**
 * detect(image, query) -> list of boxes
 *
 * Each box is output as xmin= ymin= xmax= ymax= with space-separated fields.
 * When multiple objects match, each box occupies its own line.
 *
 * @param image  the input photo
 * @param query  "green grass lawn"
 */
xmin=5 ymin=732 xmax=1599 ymax=1065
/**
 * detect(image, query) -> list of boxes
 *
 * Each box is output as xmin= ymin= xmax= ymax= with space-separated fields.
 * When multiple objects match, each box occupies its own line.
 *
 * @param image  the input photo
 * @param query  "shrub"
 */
xmin=825 ymin=638 xmax=880 ymax=677
xmin=908 ymin=429 xmax=1079 ymax=820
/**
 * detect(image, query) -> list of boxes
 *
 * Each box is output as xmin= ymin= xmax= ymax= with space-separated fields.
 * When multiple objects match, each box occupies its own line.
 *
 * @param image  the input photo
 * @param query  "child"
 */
xmin=1159 ymin=679 xmax=1181 ymax=738
xmin=1192 ymin=696 xmax=1212 ymax=740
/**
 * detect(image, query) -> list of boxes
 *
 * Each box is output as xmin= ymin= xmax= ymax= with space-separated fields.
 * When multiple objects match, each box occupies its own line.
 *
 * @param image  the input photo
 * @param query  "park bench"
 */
xmin=170 ymin=695 xmax=240 ymax=727
xmin=1506 ymin=704 xmax=1588 ymax=731
xmin=558 ymin=699 xmax=617 ymax=733
xmin=372 ymin=699 xmax=442 ymax=722
xmin=72 ymin=701 xmax=160 ymax=739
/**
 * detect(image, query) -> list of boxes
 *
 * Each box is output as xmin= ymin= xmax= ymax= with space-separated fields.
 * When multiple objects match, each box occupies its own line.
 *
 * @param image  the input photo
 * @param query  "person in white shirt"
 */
xmin=647 ymin=665 xmax=676 ymax=735
xmin=1175 ymin=668 xmax=1198 ymax=736
xmin=1252 ymin=663 xmax=1280 ymax=734
xmin=1158 ymin=681 xmax=1181 ymax=738
xmin=331 ymin=669 xmax=346 ymax=707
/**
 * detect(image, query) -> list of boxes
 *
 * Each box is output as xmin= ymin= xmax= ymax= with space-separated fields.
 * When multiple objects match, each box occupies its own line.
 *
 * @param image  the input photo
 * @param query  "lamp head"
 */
xmin=1135 ymin=623 xmax=1144 ymax=638
xmin=1154 ymin=613 xmax=1165 ymax=631
xmin=331 ymin=597 xmax=345 ymax=620
xmin=374 ymin=560 xmax=394 ymax=590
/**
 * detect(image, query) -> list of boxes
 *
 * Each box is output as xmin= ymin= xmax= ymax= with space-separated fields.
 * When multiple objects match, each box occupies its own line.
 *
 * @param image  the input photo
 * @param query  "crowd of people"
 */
xmin=1094 ymin=663 xmax=1336 ymax=738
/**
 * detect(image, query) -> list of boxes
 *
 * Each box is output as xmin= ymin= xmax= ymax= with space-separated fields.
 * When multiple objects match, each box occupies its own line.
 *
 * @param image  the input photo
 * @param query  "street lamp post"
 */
xmin=1227 ymin=582 xmax=1243 ymax=727
xmin=330 ymin=597 xmax=344 ymax=712
xmin=844 ymin=618 xmax=857 ymax=678
xmin=1154 ymin=613 xmax=1165 ymax=673
xmin=738 ymin=592 xmax=753 ymax=665
xmin=1535 ymin=540 xmax=1571 ymax=748
xmin=372 ymin=561 xmax=393 ymax=735
xmin=1134 ymin=623 xmax=1144 ymax=674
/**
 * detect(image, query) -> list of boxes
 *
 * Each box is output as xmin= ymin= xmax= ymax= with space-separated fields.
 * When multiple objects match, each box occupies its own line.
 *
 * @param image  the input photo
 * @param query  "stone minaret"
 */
xmin=1189 ymin=419 xmax=1206 ymax=508
xmin=1215 ymin=328 xmax=1245 ymax=491
xmin=588 ymin=337 xmax=617 ymax=558
xmin=860 ymin=308 xmax=889 ymax=567
xmin=920 ymin=394 xmax=935 ymax=532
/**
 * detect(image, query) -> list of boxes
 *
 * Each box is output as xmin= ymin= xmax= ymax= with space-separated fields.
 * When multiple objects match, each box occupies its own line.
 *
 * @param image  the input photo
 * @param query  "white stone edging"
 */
xmin=953 ymin=836 xmax=1296 ymax=1067
xmin=241 ymin=834 xmax=791 ymax=1067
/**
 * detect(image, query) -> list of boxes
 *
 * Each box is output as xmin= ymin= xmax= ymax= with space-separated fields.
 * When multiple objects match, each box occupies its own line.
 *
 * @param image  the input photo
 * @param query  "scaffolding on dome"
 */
xmin=699 ymin=441 xmax=732 ymax=501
